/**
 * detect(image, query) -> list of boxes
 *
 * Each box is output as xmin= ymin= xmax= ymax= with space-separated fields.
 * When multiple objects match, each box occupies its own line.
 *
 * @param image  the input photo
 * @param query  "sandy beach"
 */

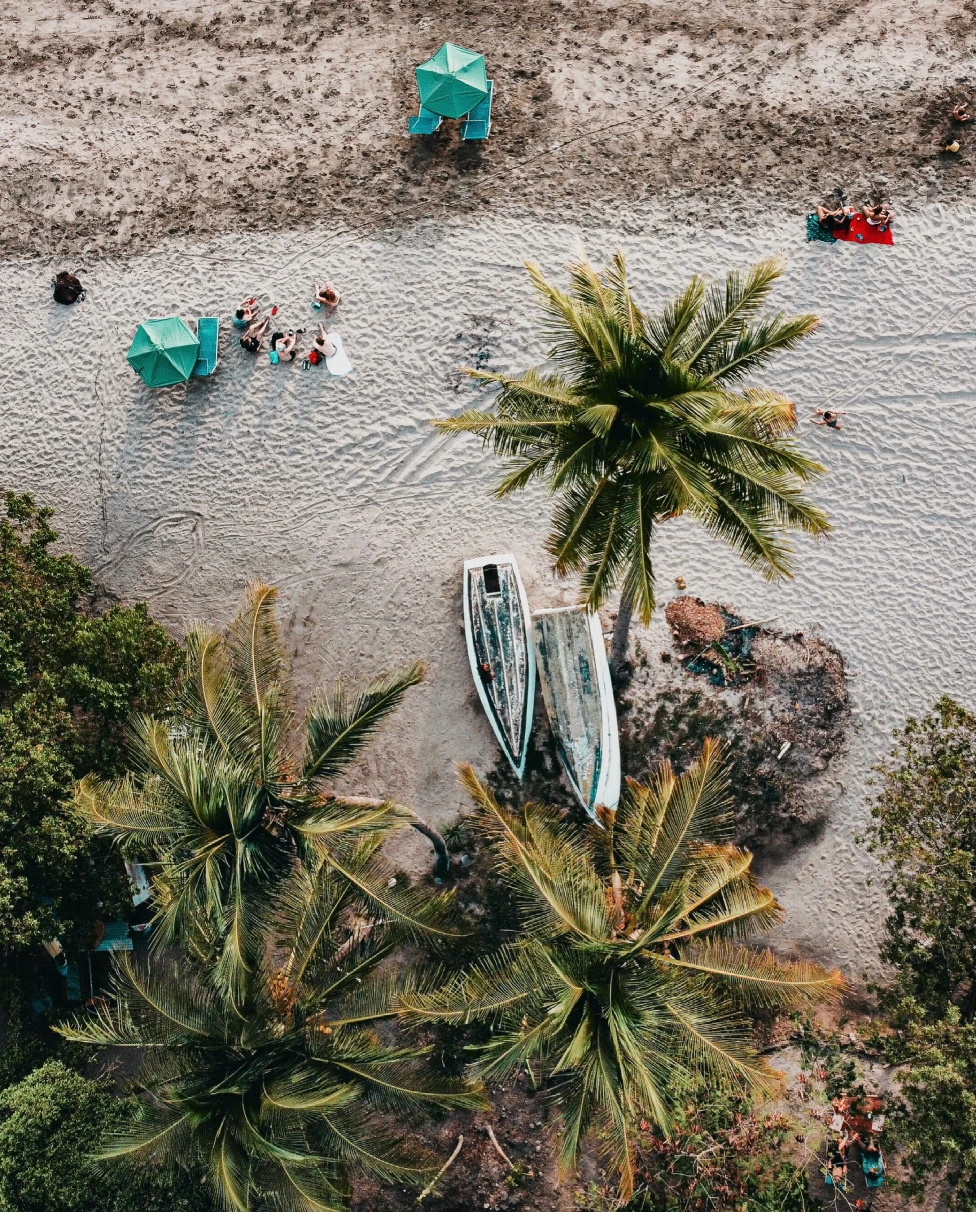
xmin=2 ymin=0 xmax=976 ymax=257
xmin=3 ymin=201 xmax=976 ymax=983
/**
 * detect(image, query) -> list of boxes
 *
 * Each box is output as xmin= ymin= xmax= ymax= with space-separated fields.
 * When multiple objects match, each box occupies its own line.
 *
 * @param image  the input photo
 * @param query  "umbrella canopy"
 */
xmin=127 ymin=316 xmax=200 ymax=388
xmin=415 ymin=42 xmax=488 ymax=120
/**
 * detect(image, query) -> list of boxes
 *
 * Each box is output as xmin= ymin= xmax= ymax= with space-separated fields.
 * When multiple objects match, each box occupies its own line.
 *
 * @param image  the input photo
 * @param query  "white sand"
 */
xmin=4 ymin=203 xmax=976 ymax=980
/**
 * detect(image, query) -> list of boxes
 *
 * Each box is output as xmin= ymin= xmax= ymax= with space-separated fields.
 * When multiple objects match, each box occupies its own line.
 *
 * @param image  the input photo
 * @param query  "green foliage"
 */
xmin=869 ymin=696 xmax=976 ymax=1017
xmin=404 ymin=741 xmax=841 ymax=1200
xmin=868 ymin=699 xmax=976 ymax=1211
xmin=433 ymin=254 xmax=829 ymax=628
xmin=0 ymin=489 xmax=178 ymax=951
xmin=60 ymin=582 xmax=486 ymax=1211
xmin=74 ymin=581 xmax=434 ymax=1007
xmin=0 ymin=1060 xmax=212 ymax=1212
xmin=57 ymin=860 xmax=485 ymax=1212
xmin=882 ymin=1003 xmax=976 ymax=1212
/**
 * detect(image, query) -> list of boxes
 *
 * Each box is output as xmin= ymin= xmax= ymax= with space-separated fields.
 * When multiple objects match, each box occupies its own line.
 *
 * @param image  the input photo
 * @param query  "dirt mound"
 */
xmin=620 ymin=604 xmax=852 ymax=856
xmin=664 ymin=596 xmax=727 ymax=648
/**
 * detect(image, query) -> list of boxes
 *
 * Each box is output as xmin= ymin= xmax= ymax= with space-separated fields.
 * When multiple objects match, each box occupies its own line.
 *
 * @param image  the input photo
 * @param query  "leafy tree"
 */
xmin=880 ymin=1002 xmax=976 ymax=1212
xmin=433 ymin=255 xmax=829 ymax=670
xmin=404 ymin=740 xmax=840 ymax=1199
xmin=57 ymin=858 xmax=485 ymax=1212
xmin=868 ymin=696 xmax=976 ymax=1017
xmin=0 ymin=1060 xmax=213 ymax=1212
xmin=74 ymin=581 xmax=444 ymax=1006
xmin=868 ymin=701 xmax=976 ymax=1212
xmin=0 ymin=489 xmax=177 ymax=952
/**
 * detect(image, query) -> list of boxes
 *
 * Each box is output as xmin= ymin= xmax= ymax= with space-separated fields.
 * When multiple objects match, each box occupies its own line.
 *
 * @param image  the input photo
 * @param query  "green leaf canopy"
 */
xmin=126 ymin=317 xmax=200 ymax=388
xmin=415 ymin=42 xmax=488 ymax=119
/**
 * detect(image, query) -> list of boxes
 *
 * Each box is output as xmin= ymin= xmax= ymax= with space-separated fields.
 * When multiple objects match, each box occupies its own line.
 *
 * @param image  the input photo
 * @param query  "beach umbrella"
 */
xmin=126 ymin=316 xmax=200 ymax=388
xmin=415 ymin=42 xmax=488 ymax=120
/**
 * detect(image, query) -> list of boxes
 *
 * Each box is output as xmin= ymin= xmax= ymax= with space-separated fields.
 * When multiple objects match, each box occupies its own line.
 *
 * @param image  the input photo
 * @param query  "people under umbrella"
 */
xmin=823 ymin=1094 xmax=886 ymax=1206
xmin=234 ymin=286 xmax=352 ymax=376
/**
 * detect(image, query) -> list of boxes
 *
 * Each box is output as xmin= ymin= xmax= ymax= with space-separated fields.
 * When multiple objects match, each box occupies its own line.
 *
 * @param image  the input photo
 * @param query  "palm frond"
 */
xmin=303 ymin=663 xmax=424 ymax=786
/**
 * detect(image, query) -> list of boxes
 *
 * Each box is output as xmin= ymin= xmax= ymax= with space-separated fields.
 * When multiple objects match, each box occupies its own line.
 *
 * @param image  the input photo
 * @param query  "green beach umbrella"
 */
xmin=415 ymin=42 xmax=488 ymax=120
xmin=127 ymin=316 xmax=200 ymax=388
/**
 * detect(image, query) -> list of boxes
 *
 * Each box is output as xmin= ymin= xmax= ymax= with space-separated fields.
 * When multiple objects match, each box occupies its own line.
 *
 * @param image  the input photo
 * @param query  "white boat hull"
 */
xmin=532 ymin=605 xmax=621 ymax=816
xmin=463 ymin=554 xmax=536 ymax=777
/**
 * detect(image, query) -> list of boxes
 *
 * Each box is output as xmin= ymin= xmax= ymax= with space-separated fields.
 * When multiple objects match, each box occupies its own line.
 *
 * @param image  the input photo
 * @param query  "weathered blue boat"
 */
xmin=533 ymin=605 xmax=621 ymax=817
xmin=463 ymin=554 xmax=535 ymax=777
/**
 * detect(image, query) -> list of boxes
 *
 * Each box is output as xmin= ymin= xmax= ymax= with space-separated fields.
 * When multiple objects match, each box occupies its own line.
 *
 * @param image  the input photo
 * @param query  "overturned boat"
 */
xmin=463 ymin=554 xmax=536 ymax=777
xmin=533 ymin=605 xmax=621 ymax=817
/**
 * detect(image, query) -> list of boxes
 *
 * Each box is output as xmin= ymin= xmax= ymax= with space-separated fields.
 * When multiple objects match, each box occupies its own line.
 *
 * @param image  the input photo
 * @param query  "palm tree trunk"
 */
xmin=609 ymin=590 xmax=635 ymax=680
xmin=409 ymin=815 xmax=451 ymax=881
xmin=336 ymin=796 xmax=451 ymax=881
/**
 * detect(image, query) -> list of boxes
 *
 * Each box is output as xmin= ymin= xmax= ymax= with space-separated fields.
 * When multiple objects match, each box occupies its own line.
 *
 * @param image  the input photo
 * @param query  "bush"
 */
xmin=869 ymin=699 xmax=976 ymax=1212
xmin=0 ymin=490 xmax=178 ymax=952
xmin=882 ymin=1003 xmax=976 ymax=1212
xmin=0 ymin=1060 xmax=212 ymax=1212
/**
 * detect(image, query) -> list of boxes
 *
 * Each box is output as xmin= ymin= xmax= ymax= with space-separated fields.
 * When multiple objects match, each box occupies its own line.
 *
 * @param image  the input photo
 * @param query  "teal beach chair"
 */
xmin=461 ymin=79 xmax=493 ymax=140
xmin=192 ymin=317 xmax=219 ymax=377
xmin=408 ymin=107 xmax=443 ymax=134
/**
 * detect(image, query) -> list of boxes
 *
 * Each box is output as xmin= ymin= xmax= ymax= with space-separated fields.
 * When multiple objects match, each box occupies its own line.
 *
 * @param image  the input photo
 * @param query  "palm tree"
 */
xmin=74 ymin=581 xmax=451 ymax=1005
xmin=433 ymin=255 xmax=830 ymax=671
xmin=57 ymin=861 xmax=486 ymax=1212
xmin=402 ymin=739 xmax=842 ymax=1200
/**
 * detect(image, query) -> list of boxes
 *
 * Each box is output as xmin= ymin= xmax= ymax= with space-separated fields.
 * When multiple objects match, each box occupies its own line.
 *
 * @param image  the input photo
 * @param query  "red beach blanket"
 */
xmin=832 ymin=212 xmax=894 ymax=245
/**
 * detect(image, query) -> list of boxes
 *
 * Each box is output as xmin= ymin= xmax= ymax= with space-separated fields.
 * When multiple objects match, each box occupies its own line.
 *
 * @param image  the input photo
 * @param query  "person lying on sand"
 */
xmin=861 ymin=201 xmax=894 ymax=227
xmin=811 ymin=409 xmax=843 ymax=429
xmin=816 ymin=205 xmax=852 ymax=233
xmin=828 ymin=1151 xmax=848 ymax=1187
xmin=311 ymin=322 xmax=337 ymax=359
xmin=240 ymin=315 xmax=271 ymax=352
xmin=232 ymin=297 xmax=260 ymax=330
xmin=313 ymin=281 xmax=341 ymax=312
xmin=942 ymin=137 xmax=962 ymax=153
xmin=953 ymin=102 xmax=971 ymax=122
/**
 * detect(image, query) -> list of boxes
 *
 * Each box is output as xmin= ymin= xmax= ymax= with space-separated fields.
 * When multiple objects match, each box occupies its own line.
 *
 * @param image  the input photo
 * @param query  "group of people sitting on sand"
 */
xmin=823 ymin=1094 xmax=886 ymax=1206
xmin=232 ymin=283 xmax=351 ymax=374
xmin=815 ymin=200 xmax=894 ymax=237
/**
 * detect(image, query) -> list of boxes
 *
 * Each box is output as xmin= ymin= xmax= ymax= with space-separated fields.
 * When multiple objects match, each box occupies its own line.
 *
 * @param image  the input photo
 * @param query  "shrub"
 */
xmin=0 ymin=489 xmax=178 ymax=952
xmin=0 ymin=1060 xmax=212 ymax=1212
xmin=869 ymin=696 xmax=976 ymax=1018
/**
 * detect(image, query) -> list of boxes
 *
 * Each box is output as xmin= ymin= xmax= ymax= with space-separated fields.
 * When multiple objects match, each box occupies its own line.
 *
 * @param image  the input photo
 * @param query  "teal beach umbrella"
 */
xmin=127 ymin=317 xmax=200 ymax=388
xmin=415 ymin=42 xmax=488 ymax=120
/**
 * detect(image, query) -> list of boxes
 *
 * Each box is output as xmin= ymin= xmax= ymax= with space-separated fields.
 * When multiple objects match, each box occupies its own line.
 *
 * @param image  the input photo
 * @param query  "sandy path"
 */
xmin=3 ymin=0 xmax=976 ymax=256
xmin=2 ymin=202 xmax=976 ymax=979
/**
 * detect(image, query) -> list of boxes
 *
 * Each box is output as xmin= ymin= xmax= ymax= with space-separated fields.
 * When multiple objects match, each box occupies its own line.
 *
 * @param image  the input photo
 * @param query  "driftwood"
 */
xmin=417 ymin=1135 xmax=464 ymax=1203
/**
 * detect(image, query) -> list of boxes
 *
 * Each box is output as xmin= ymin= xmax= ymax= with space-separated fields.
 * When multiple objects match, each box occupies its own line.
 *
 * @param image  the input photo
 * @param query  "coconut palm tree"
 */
xmin=56 ymin=860 xmax=486 ymax=1212
xmin=74 ymin=581 xmax=451 ymax=1006
xmin=402 ymin=739 xmax=842 ymax=1200
xmin=433 ymin=255 xmax=830 ymax=670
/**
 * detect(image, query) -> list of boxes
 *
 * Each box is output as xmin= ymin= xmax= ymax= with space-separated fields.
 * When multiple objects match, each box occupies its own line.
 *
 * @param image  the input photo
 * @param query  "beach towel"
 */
xmin=806 ymin=213 xmax=837 ymax=243
xmin=832 ymin=212 xmax=894 ymax=245
xmin=325 ymin=333 xmax=353 ymax=377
